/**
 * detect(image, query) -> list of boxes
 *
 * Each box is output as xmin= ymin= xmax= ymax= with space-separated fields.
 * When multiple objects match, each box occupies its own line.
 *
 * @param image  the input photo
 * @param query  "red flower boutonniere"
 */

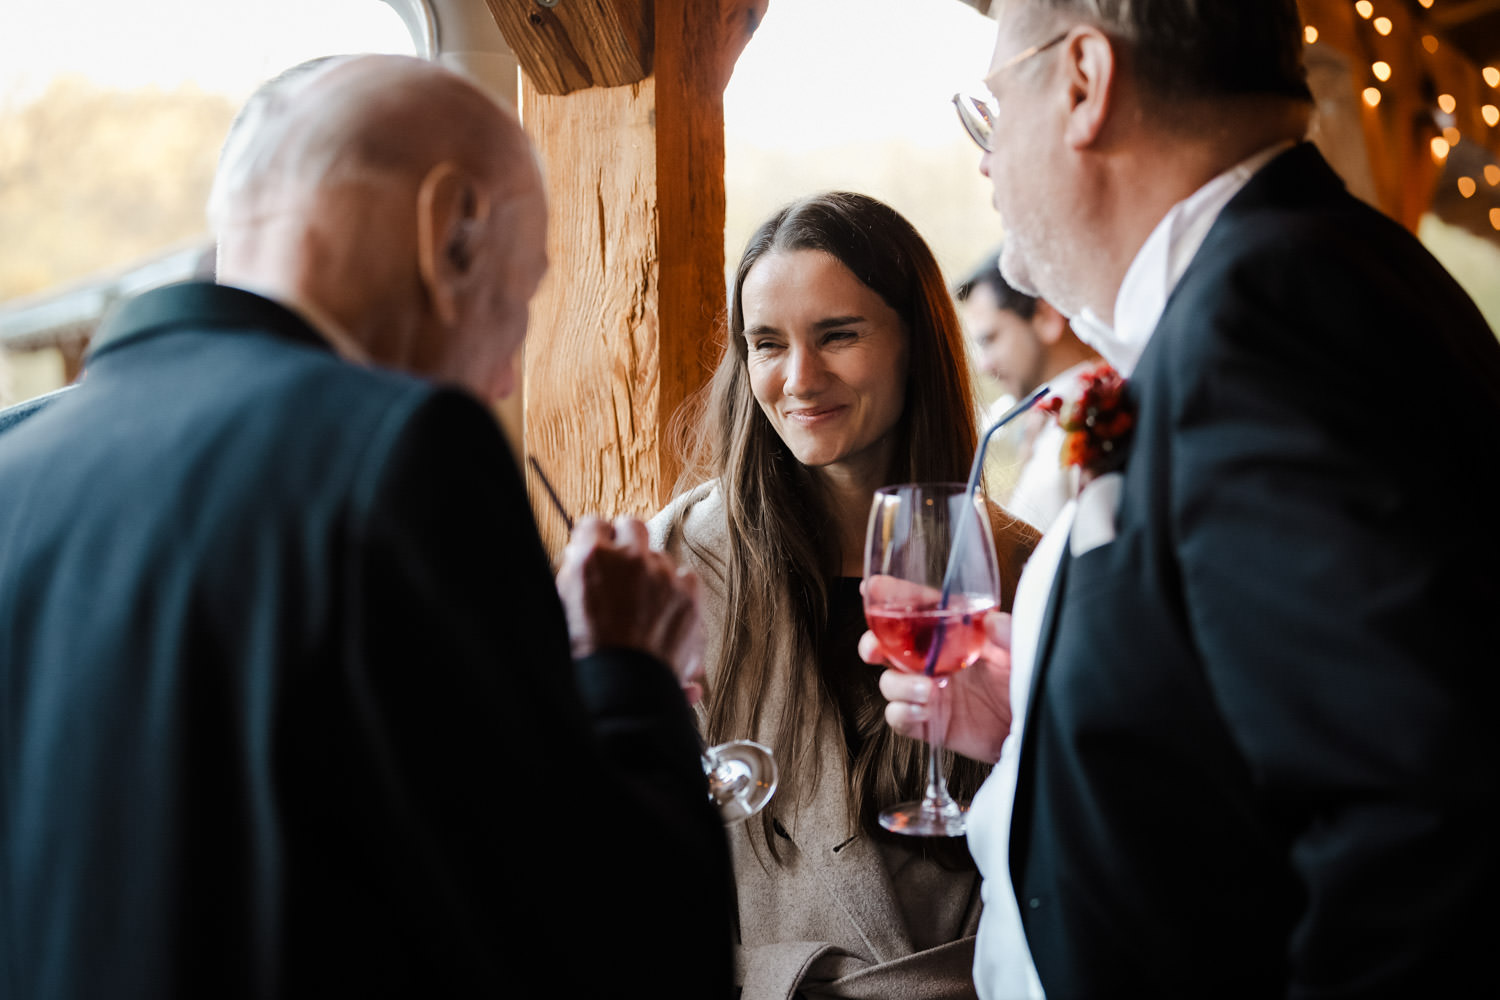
xmin=1039 ymin=363 xmax=1135 ymax=488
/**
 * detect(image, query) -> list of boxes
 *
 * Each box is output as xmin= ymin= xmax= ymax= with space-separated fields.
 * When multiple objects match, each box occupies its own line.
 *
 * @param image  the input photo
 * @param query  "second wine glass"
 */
xmin=863 ymin=482 xmax=1000 ymax=837
xmin=702 ymin=738 xmax=778 ymax=825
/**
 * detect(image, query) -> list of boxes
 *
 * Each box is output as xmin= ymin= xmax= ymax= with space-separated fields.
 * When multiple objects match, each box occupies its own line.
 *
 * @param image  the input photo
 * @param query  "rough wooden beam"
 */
xmin=520 ymin=0 xmax=766 ymax=555
xmin=485 ymin=0 xmax=652 ymax=95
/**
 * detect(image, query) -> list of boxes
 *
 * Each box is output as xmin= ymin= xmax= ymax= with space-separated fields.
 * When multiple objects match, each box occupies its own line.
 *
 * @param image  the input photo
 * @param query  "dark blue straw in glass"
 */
xmin=920 ymin=385 xmax=1051 ymax=676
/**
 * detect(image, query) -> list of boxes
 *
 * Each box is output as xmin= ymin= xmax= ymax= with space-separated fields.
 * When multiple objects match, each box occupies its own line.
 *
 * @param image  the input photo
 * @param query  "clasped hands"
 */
xmin=859 ymin=575 xmax=1015 ymax=766
xmin=555 ymin=515 xmax=706 ymax=705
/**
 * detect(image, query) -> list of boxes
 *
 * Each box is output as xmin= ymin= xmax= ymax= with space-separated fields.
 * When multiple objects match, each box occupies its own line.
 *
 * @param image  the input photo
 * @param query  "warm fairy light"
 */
xmin=1431 ymin=136 xmax=1451 ymax=161
xmin=1372 ymin=61 xmax=1392 ymax=82
xmin=1491 ymin=208 xmax=1500 ymax=232
xmin=1363 ymin=87 xmax=1383 ymax=107
xmin=1438 ymin=94 xmax=1457 ymax=114
xmin=1373 ymin=17 xmax=1392 ymax=35
xmin=1458 ymin=177 xmax=1477 ymax=198
xmin=1484 ymin=105 xmax=1500 ymax=127
xmin=1422 ymin=35 xmax=1439 ymax=54
xmin=1486 ymin=67 xmax=1500 ymax=88
xmin=1486 ymin=165 xmax=1500 ymax=186
xmin=1304 ymin=25 xmax=1319 ymax=44
xmin=1418 ymin=0 xmax=1434 ymax=7
xmin=1355 ymin=0 xmax=1373 ymax=18
xmin=1443 ymin=126 xmax=1462 ymax=146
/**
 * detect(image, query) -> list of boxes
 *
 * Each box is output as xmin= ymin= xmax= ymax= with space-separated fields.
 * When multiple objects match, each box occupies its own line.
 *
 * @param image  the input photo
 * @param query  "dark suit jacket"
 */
xmin=0 ymin=386 xmax=73 ymax=434
xmin=0 ymin=282 xmax=732 ymax=998
xmin=1011 ymin=144 xmax=1500 ymax=998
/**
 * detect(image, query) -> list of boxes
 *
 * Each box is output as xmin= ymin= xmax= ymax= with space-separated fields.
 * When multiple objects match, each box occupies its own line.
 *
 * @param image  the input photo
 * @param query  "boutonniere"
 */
xmin=1039 ymin=363 xmax=1135 ymax=489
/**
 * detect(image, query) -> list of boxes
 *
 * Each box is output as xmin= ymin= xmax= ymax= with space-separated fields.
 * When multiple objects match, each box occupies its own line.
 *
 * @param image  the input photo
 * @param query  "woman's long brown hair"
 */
xmin=673 ymin=192 xmax=1038 ymax=861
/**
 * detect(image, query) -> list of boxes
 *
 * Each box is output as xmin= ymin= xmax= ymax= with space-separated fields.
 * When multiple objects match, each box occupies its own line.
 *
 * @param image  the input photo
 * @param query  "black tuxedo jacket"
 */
xmin=1011 ymin=145 xmax=1500 ymax=997
xmin=0 ymin=282 xmax=731 ymax=998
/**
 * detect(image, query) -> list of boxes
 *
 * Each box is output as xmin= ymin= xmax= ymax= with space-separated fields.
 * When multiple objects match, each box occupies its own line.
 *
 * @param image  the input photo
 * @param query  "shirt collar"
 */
xmin=1073 ymin=141 xmax=1293 ymax=376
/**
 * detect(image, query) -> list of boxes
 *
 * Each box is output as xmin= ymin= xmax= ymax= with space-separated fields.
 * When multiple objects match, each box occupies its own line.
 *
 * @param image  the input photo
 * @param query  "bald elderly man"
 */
xmin=0 ymin=55 xmax=731 ymax=998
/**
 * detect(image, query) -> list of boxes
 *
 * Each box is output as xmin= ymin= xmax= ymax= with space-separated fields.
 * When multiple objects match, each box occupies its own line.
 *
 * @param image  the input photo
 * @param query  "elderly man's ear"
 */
xmin=416 ymin=161 xmax=490 ymax=327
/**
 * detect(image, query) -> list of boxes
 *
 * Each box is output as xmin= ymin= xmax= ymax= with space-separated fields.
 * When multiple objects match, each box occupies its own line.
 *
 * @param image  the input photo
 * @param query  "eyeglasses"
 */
xmin=951 ymin=31 xmax=1069 ymax=152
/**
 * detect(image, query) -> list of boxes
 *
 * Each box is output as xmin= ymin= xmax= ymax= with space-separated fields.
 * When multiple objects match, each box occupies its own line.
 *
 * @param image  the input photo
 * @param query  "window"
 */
xmin=0 ymin=0 xmax=419 ymax=404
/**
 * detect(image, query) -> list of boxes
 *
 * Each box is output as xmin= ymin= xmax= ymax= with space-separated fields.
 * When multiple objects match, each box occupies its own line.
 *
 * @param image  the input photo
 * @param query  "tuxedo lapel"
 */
xmin=1009 ymin=545 xmax=1071 ymax=876
xmin=1024 ymin=546 xmax=1070 ymax=738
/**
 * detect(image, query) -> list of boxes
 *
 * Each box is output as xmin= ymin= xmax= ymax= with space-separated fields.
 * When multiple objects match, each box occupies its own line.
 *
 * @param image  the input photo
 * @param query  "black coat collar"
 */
xmin=86 ymin=281 xmax=334 ymax=364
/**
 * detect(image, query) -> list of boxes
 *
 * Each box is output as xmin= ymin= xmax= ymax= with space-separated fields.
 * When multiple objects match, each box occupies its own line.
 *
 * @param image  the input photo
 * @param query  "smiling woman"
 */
xmin=650 ymin=190 xmax=1039 ymax=1000
xmin=0 ymin=0 xmax=417 ymax=404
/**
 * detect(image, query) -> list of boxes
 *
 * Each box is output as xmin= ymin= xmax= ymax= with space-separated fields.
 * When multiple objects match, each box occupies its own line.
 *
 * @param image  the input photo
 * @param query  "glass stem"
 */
xmin=923 ymin=721 xmax=956 ymax=813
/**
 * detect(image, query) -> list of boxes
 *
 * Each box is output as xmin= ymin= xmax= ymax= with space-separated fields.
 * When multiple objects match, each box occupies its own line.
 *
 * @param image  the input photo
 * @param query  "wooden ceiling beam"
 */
xmin=485 ymin=0 xmax=652 ymax=95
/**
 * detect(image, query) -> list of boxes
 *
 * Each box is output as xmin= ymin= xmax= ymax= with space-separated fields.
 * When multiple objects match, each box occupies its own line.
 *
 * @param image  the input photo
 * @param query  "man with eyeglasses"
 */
xmin=875 ymin=1 xmax=1500 ymax=996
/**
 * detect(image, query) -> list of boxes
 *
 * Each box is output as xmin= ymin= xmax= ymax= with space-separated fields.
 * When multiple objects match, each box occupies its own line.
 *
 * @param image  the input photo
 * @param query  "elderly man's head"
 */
xmin=212 ymin=55 xmax=547 ymax=402
xmin=978 ymin=1 xmax=1312 ymax=320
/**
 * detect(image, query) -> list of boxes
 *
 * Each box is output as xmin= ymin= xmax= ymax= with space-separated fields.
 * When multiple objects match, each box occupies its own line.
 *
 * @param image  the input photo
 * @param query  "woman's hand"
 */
xmin=859 ymin=612 xmax=1014 ymax=765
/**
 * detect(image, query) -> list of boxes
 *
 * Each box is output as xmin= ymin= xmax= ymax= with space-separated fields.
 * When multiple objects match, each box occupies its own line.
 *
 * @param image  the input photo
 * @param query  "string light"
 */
xmin=1347 ymin=0 xmax=1500 ymax=216
xmin=1304 ymin=25 xmax=1319 ymax=45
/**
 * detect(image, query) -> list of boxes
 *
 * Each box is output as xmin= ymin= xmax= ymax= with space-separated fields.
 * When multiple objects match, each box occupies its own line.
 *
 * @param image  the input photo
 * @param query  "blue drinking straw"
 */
xmin=921 ymin=385 xmax=1051 ymax=676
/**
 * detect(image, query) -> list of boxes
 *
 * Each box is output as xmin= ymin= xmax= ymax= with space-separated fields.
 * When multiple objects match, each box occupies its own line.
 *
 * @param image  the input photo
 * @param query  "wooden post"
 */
xmin=492 ymin=0 xmax=766 ymax=555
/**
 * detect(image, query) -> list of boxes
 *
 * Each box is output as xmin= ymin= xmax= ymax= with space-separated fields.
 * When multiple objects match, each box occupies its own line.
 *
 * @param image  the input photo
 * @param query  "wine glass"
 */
xmin=863 ymin=482 xmax=1000 ymax=837
xmin=702 ymin=738 xmax=777 ymax=825
xmin=524 ymin=455 xmax=779 ymax=825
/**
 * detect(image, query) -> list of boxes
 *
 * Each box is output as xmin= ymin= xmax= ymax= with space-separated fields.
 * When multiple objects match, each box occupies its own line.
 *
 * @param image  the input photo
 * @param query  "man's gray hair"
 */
xmin=1018 ymin=0 xmax=1311 ymax=104
xmin=205 ymin=56 xmax=347 ymax=237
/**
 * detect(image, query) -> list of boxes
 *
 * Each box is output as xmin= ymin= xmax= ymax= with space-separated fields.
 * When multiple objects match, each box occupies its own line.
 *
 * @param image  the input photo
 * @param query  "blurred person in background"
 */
xmin=955 ymin=248 xmax=1096 ymax=531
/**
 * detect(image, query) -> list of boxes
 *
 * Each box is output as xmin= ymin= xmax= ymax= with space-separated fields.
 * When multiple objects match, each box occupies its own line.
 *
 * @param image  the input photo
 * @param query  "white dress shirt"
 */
xmin=1004 ymin=362 xmax=1095 ymax=533
xmin=967 ymin=142 xmax=1291 ymax=1000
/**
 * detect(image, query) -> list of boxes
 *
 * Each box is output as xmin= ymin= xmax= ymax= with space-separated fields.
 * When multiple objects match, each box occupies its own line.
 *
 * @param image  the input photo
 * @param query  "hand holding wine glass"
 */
xmin=556 ymin=515 xmax=778 ymax=825
xmin=864 ymin=614 xmax=1013 ymax=766
xmin=863 ymin=482 xmax=1001 ymax=837
xmin=537 ymin=459 xmax=778 ymax=826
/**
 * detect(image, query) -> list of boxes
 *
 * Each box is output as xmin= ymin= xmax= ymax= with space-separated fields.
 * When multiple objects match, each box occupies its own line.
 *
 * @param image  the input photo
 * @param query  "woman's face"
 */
xmin=740 ymin=249 xmax=909 ymax=484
